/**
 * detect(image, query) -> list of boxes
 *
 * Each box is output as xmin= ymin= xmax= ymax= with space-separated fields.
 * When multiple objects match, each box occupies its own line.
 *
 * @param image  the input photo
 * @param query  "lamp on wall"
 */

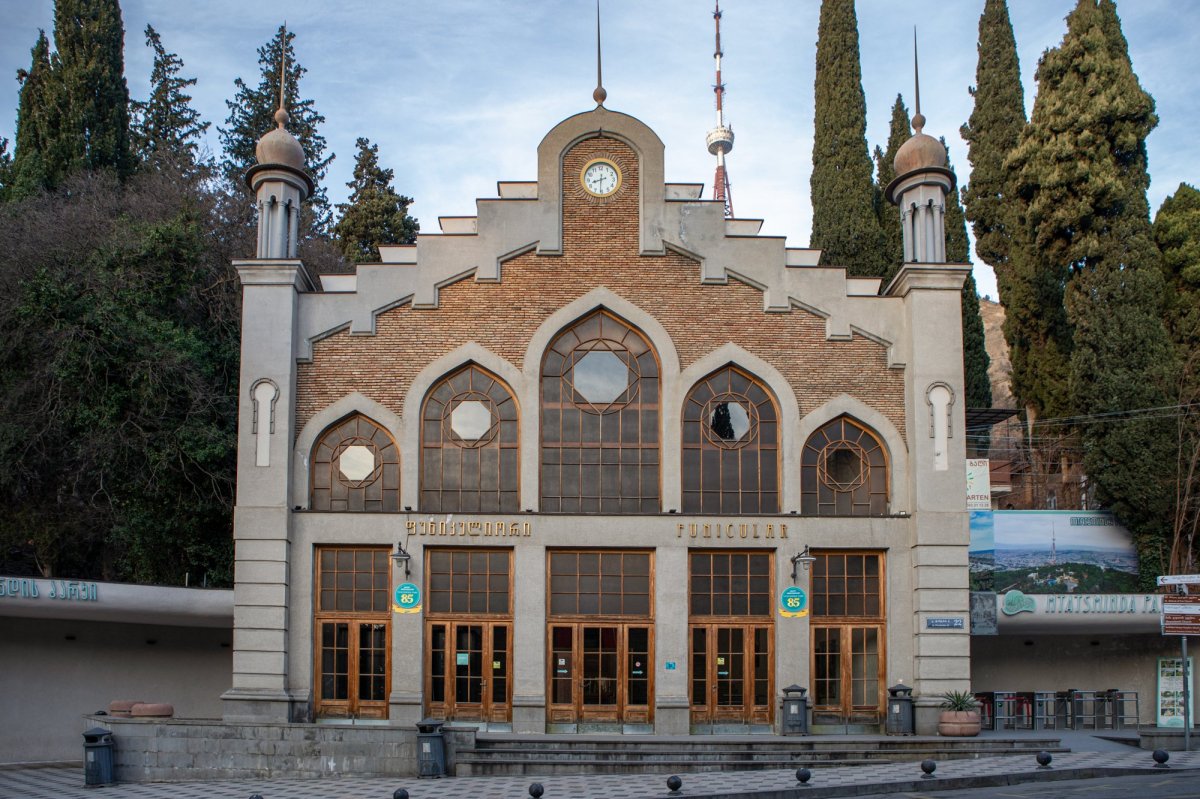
xmin=391 ymin=541 xmax=412 ymax=578
xmin=790 ymin=545 xmax=816 ymax=583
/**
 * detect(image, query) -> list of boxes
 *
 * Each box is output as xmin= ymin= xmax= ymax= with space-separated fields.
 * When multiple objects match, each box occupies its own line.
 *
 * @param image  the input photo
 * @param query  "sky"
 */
xmin=2 ymin=1 xmax=1198 ymax=300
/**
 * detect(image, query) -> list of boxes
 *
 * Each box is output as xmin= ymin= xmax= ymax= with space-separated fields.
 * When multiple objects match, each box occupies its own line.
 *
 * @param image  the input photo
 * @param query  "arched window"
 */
xmin=540 ymin=310 xmax=660 ymax=513
xmin=801 ymin=417 xmax=888 ymax=516
xmin=421 ymin=365 xmax=519 ymax=513
xmin=682 ymin=366 xmax=779 ymax=514
xmin=311 ymin=414 xmax=400 ymax=512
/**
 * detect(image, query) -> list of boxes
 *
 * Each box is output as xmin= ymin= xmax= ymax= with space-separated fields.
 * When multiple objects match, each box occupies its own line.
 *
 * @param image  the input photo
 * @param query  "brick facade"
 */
xmin=295 ymin=136 xmax=905 ymax=446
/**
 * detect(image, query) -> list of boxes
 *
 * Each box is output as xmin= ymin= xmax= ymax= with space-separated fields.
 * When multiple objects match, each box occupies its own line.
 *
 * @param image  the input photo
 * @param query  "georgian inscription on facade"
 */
xmin=0 ymin=578 xmax=99 ymax=601
xmin=406 ymin=519 xmax=532 ymax=538
xmin=677 ymin=522 xmax=788 ymax=540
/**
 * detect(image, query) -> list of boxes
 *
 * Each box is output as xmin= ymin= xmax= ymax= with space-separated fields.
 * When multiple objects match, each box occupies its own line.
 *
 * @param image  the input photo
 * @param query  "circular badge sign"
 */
xmin=779 ymin=586 xmax=809 ymax=618
xmin=393 ymin=582 xmax=422 ymax=614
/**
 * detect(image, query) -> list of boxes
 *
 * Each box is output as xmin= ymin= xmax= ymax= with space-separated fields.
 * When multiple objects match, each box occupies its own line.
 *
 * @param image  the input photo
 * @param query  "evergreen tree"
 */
xmin=8 ymin=31 xmax=58 ymax=199
xmin=130 ymin=25 xmax=210 ymax=172
xmin=51 ymin=0 xmax=134 ymax=181
xmin=220 ymin=25 xmax=333 ymax=234
xmin=333 ymin=138 xmax=419 ymax=262
xmin=942 ymin=140 xmax=992 ymax=413
xmin=0 ymin=138 xmax=10 ymax=200
xmin=961 ymin=0 xmax=1025 ymax=284
xmin=873 ymin=95 xmax=910 ymax=282
xmin=810 ymin=0 xmax=887 ymax=276
xmin=1153 ymin=184 xmax=1200 ymax=572
xmin=1012 ymin=0 xmax=1175 ymax=583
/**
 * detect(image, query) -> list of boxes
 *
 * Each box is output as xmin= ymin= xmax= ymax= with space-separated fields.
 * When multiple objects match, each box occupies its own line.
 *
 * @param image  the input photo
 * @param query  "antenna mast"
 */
xmin=706 ymin=0 xmax=735 ymax=218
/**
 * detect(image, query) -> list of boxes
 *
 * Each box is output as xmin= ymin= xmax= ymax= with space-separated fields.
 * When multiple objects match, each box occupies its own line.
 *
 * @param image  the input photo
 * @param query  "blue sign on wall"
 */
xmin=779 ymin=586 xmax=809 ymax=618
xmin=393 ymin=582 xmax=422 ymax=614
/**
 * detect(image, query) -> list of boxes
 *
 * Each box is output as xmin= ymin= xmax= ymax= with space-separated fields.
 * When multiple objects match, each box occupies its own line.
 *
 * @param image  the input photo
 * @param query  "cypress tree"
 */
xmin=810 ymin=0 xmax=887 ymax=277
xmin=942 ymin=140 xmax=992 ymax=413
xmin=8 ymin=31 xmax=58 ymax=198
xmin=333 ymin=138 xmax=419 ymax=262
xmin=220 ymin=25 xmax=333 ymax=234
xmin=1153 ymin=185 xmax=1200 ymax=572
xmin=1013 ymin=0 xmax=1175 ymax=582
xmin=130 ymin=25 xmax=210 ymax=172
xmin=961 ymin=0 xmax=1025 ymax=285
xmin=51 ymin=0 xmax=134 ymax=181
xmin=873 ymin=95 xmax=910 ymax=283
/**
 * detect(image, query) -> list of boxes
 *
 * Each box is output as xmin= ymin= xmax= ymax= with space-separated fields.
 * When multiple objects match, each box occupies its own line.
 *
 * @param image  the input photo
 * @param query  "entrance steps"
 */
xmin=451 ymin=732 xmax=1067 ymax=776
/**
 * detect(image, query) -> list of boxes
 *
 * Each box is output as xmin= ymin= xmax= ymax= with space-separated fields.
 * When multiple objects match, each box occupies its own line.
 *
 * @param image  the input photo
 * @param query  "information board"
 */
xmin=1157 ymin=656 xmax=1195 ymax=727
xmin=1162 ymin=594 xmax=1200 ymax=636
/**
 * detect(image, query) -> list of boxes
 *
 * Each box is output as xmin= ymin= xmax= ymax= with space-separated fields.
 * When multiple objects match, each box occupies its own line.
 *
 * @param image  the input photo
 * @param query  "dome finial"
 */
xmin=593 ymin=0 xmax=607 ymax=106
xmin=275 ymin=23 xmax=290 ymax=128
xmin=911 ymin=27 xmax=925 ymax=134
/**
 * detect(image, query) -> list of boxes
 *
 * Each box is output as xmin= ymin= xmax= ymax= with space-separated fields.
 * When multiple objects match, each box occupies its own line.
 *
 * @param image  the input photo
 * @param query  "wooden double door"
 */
xmin=690 ymin=623 xmax=773 ymax=725
xmin=427 ymin=620 xmax=511 ymax=723
xmin=811 ymin=624 xmax=884 ymax=725
xmin=547 ymin=623 xmax=653 ymax=725
xmin=314 ymin=619 xmax=390 ymax=720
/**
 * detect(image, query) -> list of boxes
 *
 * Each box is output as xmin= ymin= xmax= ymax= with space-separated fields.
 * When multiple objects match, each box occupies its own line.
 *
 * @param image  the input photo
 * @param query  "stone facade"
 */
xmin=226 ymin=101 xmax=973 ymax=739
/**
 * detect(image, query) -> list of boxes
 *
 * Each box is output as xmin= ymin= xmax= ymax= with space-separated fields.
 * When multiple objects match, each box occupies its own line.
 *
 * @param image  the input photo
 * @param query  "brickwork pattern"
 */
xmin=296 ymin=137 xmax=905 ymax=446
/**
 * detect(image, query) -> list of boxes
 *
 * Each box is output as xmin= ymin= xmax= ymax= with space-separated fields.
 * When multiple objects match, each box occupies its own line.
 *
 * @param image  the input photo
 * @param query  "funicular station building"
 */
xmin=225 ymin=81 xmax=972 ymax=737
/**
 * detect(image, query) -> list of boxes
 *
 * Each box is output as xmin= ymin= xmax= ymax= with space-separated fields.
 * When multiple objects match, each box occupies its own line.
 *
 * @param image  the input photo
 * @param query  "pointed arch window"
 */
xmin=540 ymin=310 xmax=660 ymax=513
xmin=801 ymin=417 xmax=888 ymax=516
xmin=311 ymin=415 xmax=400 ymax=512
xmin=682 ymin=366 xmax=779 ymax=514
xmin=421 ymin=365 xmax=519 ymax=513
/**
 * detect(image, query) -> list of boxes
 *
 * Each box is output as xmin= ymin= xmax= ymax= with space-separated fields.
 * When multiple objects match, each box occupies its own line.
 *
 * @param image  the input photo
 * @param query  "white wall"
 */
xmin=0 ymin=617 xmax=231 ymax=764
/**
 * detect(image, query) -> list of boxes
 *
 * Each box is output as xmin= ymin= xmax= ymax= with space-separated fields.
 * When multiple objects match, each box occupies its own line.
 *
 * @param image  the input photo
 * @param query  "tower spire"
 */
xmin=912 ymin=27 xmax=924 ymax=133
xmin=706 ymin=0 xmax=735 ymax=218
xmin=275 ymin=23 xmax=290 ymax=129
xmin=593 ymin=1 xmax=607 ymax=106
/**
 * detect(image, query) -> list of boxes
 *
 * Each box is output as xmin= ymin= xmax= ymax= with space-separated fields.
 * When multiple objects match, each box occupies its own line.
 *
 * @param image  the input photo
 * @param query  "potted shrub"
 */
xmin=937 ymin=690 xmax=981 ymax=737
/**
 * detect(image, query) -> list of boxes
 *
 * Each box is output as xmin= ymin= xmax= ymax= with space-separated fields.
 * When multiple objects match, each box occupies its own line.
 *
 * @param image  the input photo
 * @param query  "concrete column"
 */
xmin=512 ymin=544 xmax=547 ymax=732
xmin=654 ymin=546 xmax=689 ymax=733
xmin=223 ymin=259 xmax=314 ymax=723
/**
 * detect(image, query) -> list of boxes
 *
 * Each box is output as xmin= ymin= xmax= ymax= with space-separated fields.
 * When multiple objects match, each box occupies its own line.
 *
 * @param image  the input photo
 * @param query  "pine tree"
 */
xmin=810 ymin=0 xmax=887 ymax=277
xmin=1153 ymin=185 xmax=1200 ymax=572
xmin=873 ymin=95 xmax=910 ymax=283
xmin=961 ymin=0 xmax=1026 ymax=285
xmin=333 ymin=138 xmax=419 ymax=262
xmin=220 ymin=25 xmax=333 ymax=234
xmin=130 ymin=25 xmax=210 ymax=172
xmin=942 ymin=140 xmax=992 ymax=413
xmin=51 ymin=0 xmax=134 ymax=180
xmin=1013 ymin=0 xmax=1175 ymax=583
xmin=8 ymin=31 xmax=58 ymax=198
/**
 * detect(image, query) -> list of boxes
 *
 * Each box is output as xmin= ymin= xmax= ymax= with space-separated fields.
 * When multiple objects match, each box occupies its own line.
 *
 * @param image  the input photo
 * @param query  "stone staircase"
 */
xmin=448 ymin=732 xmax=1068 ymax=776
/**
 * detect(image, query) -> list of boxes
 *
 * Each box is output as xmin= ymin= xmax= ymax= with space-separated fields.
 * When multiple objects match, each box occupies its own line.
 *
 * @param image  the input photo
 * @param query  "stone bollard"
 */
xmin=1036 ymin=751 xmax=1053 ymax=769
xmin=920 ymin=759 xmax=936 ymax=779
xmin=667 ymin=774 xmax=683 ymax=794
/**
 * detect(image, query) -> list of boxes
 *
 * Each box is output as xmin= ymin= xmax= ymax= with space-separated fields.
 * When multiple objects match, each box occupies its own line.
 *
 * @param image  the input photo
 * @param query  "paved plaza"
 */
xmin=3 ymin=732 xmax=1198 ymax=799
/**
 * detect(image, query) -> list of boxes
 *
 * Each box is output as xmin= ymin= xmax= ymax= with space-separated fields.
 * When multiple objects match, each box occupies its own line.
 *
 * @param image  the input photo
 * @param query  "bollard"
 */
xmin=667 ymin=774 xmax=683 ymax=794
xmin=1036 ymin=751 xmax=1053 ymax=769
xmin=920 ymin=759 xmax=936 ymax=779
xmin=529 ymin=782 xmax=544 ymax=797
xmin=393 ymin=790 xmax=409 ymax=799
xmin=249 ymin=795 xmax=263 ymax=799
xmin=1153 ymin=749 xmax=1170 ymax=769
xmin=795 ymin=767 xmax=812 ymax=786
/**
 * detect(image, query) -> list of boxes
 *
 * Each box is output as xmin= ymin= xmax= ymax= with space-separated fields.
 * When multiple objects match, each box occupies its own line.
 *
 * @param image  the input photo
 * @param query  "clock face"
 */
xmin=581 ymin=159 xmax=621 ymax=197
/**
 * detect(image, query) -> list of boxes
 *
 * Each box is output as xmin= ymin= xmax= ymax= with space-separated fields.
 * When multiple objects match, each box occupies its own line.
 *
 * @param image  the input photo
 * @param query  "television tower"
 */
xmin=706 ymin=1 xmax=735 ymax=218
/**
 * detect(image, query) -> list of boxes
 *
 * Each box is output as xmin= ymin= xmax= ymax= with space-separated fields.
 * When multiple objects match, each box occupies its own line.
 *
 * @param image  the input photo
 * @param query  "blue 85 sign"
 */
xmin=779 ymin=586 xmax=809 ymax=618
xmin=393 ymin=582 xmax=422 ymax=614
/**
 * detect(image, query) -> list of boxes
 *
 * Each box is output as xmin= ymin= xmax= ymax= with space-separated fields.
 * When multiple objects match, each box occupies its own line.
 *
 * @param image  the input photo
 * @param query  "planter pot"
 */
xmin=937 ymin=710 xmax=981 ymax=737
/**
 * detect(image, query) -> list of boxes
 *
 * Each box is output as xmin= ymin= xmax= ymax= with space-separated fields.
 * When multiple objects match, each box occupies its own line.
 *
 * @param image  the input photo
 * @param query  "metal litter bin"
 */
xmin=416 ymin=718 xmax=446 ymax=778
xmin=83 ymin=727 xmax=115 ymax=786
xmin=886 ymin=683 xmax=914 ymax=735
xmin=781 ymin=684 xmax=809 ymax=735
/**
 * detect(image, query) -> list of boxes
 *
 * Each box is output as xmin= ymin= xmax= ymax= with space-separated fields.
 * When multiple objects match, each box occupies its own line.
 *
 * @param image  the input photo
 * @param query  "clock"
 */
xmin=581 ymin=158 xmax=621 ymax=197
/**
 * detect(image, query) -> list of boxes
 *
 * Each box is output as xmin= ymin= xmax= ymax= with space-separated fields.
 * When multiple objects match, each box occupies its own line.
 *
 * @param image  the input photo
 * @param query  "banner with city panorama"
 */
xmin=969 ymin=510 xmax=1138 ymax=594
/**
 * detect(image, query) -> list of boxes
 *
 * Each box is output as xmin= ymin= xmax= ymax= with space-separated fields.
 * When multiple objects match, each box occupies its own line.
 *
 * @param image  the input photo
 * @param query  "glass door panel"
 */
xmin=356 ymin=623 xmax=389 ymax=719
xmin=316 ymin=620 xmax=390 ymax=719
xmin=812 ymin=627 xmax=842 ymax=725
xmin=582 ymin=626 xmax=619 ymax=720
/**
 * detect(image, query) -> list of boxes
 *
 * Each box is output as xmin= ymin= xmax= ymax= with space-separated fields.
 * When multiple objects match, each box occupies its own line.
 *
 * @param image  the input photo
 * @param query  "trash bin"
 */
xmin=886 ymin=683 xmax=914 ymax=735
xmin=83 ymin=727 xmax=115 ymax=786
xmin=781 ymin=684 xmax=809 ymax=735
xmin=415 ymin=718 xmax=446 ymax=778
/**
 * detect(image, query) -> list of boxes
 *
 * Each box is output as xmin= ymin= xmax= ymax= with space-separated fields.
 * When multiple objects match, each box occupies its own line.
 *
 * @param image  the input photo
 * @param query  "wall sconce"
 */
xmin=790 ymin=545 xmax=816 ymax=583
xmin=391 ymin=542 xmax=412 ymax=578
